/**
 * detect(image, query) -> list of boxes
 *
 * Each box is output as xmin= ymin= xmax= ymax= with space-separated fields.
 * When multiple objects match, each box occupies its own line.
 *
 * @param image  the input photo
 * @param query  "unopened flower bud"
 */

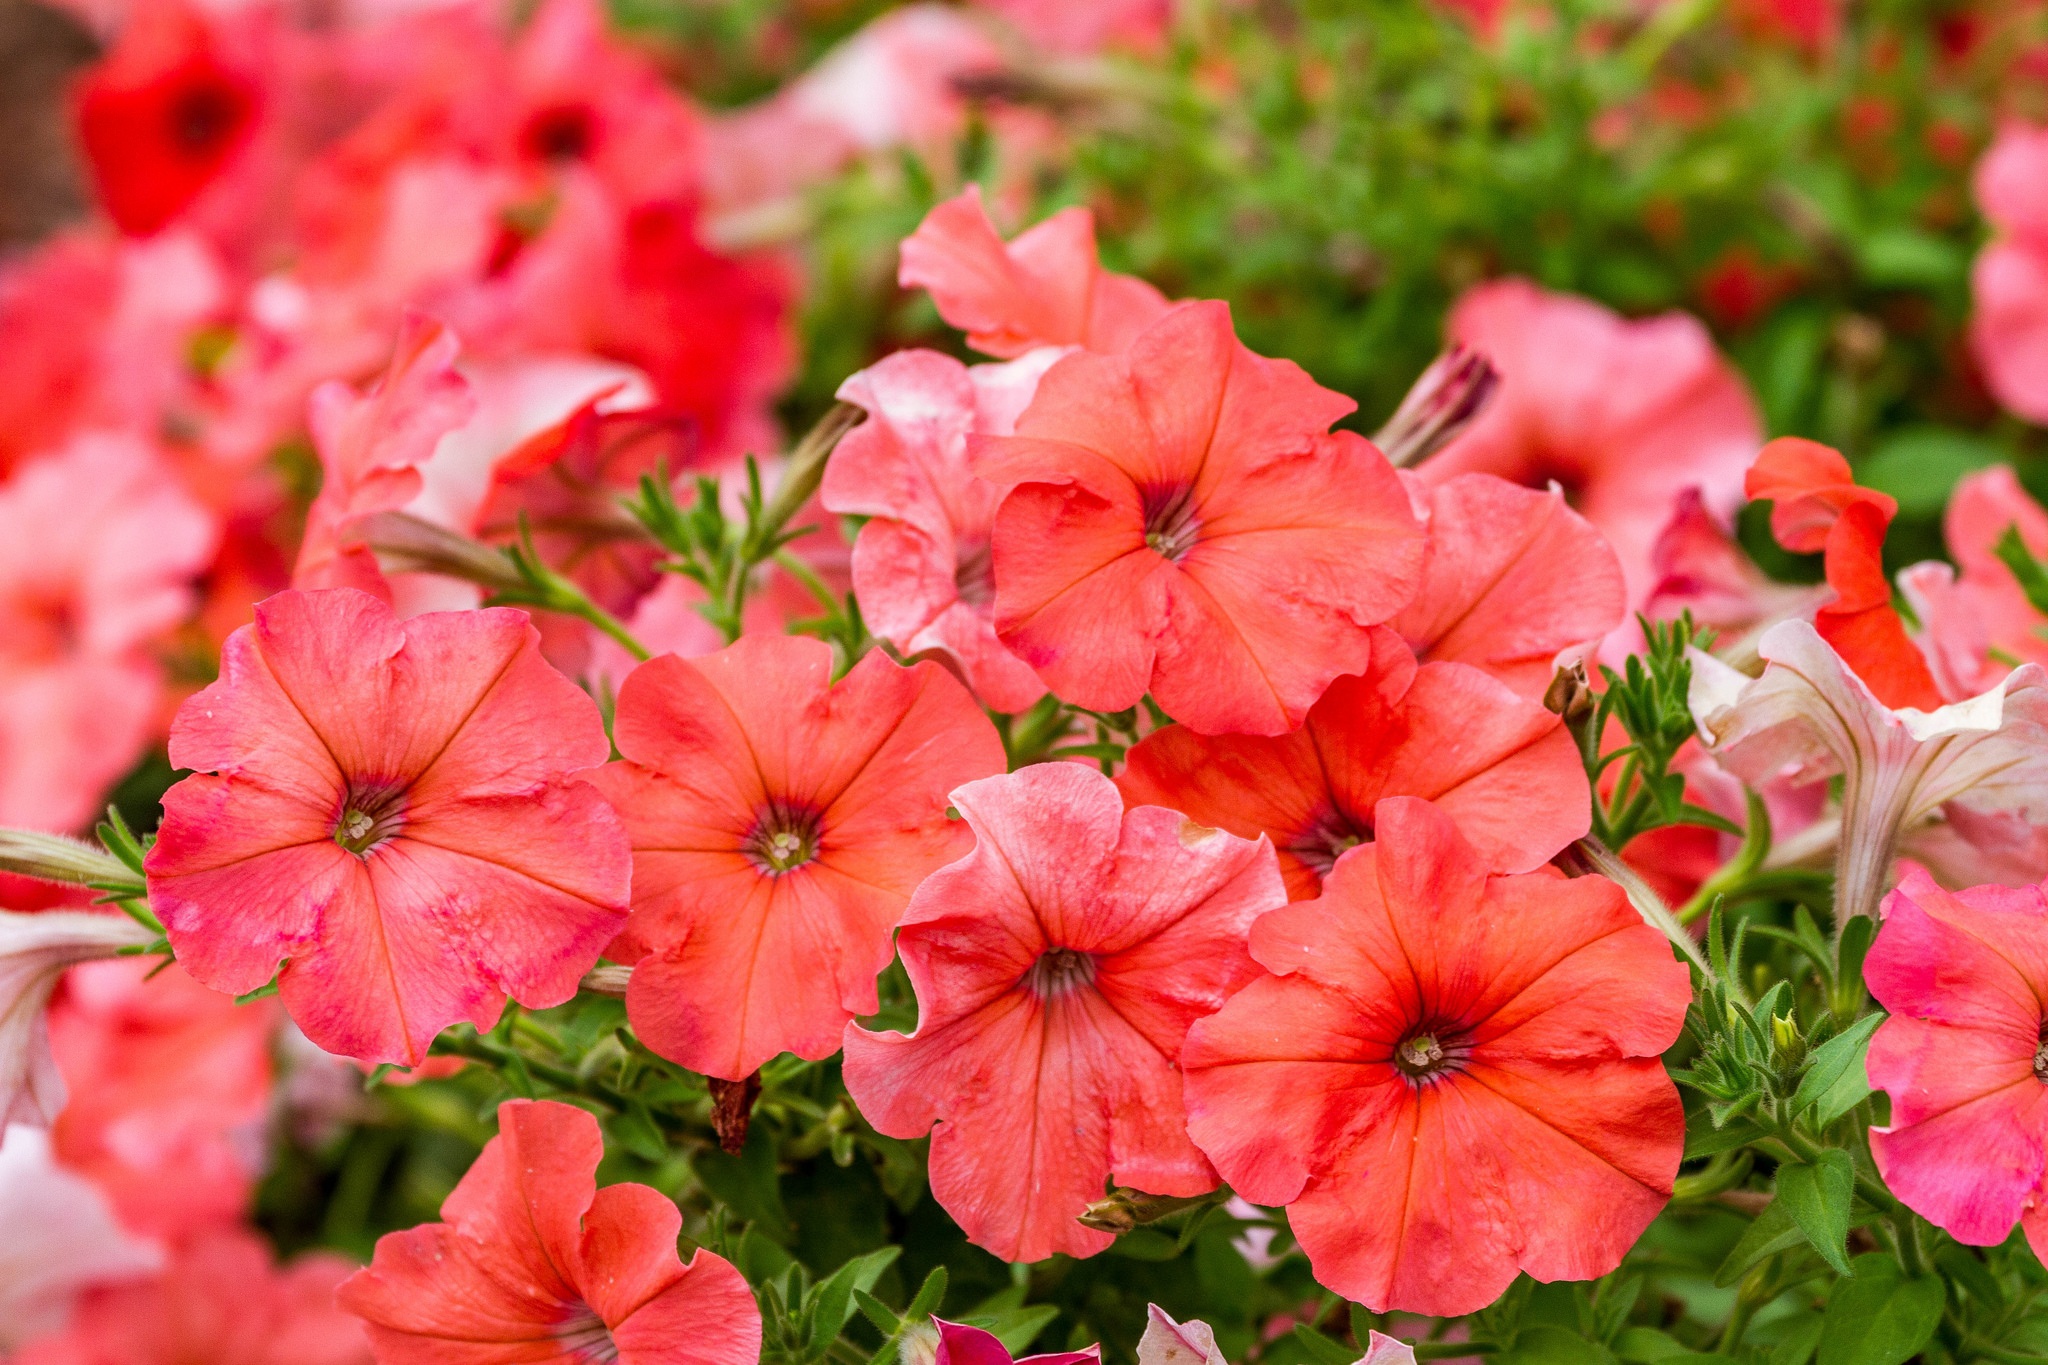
xmin=1372 ymin=344 xmax=1501 ymax=469
xmin=1542 ymin=661 xmax=1595 ymax=731
xmin=356 ymin=511 xmax=528 ymax=595
xmin=0 ymin=828 xmax=139 ymax=890
xmin=2 ymin=911 xmax=160 ymax=1127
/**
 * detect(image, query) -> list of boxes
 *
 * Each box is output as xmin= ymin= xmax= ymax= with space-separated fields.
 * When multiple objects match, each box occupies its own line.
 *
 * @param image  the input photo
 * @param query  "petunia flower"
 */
xmin=1744 ymin=437 xmax=1942 ymax=710
xmin=339 ymin=1099 xmax=759 ymax=1365
xmin=1116 ymin=631 xmax=1588 ymax=899
xmin=1642 ymin=488 xmax=1821 ymax=659
xmin=821 ymin=346 xmax=1062 ymax=712
xmin=971 ymin=301 xmax=1424 ymax=736
xmin=587 ymin=634 xmax=1005 ymax=1081
xmin=49 ymin=957 xmax=279 ymax=1240
xmin=1864 ymin=868 xmax=2048 ymax=1257
xmin=1137 ymin=1306 xmax=1415 ymax=1365
xmin=1969 ymin=122 xmax=2048 ymax=425
xmin=898 ymin=185 xmax=1172 ymax=358
xmin=916 ymin=1318 xmax=1099 ymax=1365
xmin=19 ymin=1225 xmax=370 ymax=1365
xmin=841 ymin=763 xmax=1286 ymax=1263
xmin=1181 ymin=798 xmax=1690 ymax=1316
xmin=1689 ymin=619 xmax=2048 ymax=921
xmin=1422 ymin=278 xmax=1761 ymax=609
xmin=0 ymin=912 xmax=157 ymax=1130
xmin=1389 ymin=472 xmax=1626 ymax=697
xmin=1901 ymin=465 xmax=2048 ymax=703
xmin=0 ymin=1124 xmax=160 ymax=1352
xmin=144 ymin=588 xmax=631 ymax=1066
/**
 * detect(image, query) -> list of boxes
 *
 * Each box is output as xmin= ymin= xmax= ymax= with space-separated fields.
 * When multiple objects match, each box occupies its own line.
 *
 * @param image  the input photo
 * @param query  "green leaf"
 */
xmin=1792 ymin=1014 xmax=1882 ymax=1125
xmin=609 ymin=1104 xmax=668 ymax=1163
xmin=1857 ymin=229 xmax=1965 ymax=289
xmin=1614 ymin=1327 xmax=1691 ymax=1362
xmin=1860 ymin=430 xmax=2003 ymax=516
xmin=969 ymin=1306 xmax=1060 ymax=1356
xmin=1500 ymin=1326 xmax=1620 ymax=1365
xmin=1816 ymin=1255 xmax=1943 ymax=1365
xmin=853 ymin=1288 xmax=900 ymax=1337
xmin=1775 ymin=1150 xmax=1856 ymax=1276
xmin=1767 ymin=1314 xmax=1825 ymax=1365
xmin=1716 ymin=1198 xmax=1806 ymax=1287
xmin=807 ymin=1247 xmax=902 ymax=1352
xmin=1935 ymin=1244 xmax=2005 ymax=1311
xmin=1289 ymin=1326 xmax=1360 ymax=1365
xmin=1686 ymin=1116 xmax=1766 ymax=1159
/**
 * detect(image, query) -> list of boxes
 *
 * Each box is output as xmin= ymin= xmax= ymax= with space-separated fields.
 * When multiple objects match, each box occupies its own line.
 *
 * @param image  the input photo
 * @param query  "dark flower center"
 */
xmin=1141 ymin=483 xmax=1201 ymax=563
xmin=2036 ymin=1024 xmax=2048 ymax=1083
xmin=170 ymin=82 xmax=244 ymax=156
xmin=1025 ymin=948 xmax=1096 ymax=998
xmin=333 ymin=780 xmax=407 ymax=858
xmin=1288 ymin=812 xmax=1368 ymax=879
xmin=954 ymin=541 xmax=996 ymax=608
xmin=742 ymin=801 xmax=823 ymax=876
xmin=523 ymin=103 xmax=597 ymax=162
xmin=554 ymin=1306 xmax=618 ymax=1363
xmin=1392 ymin=1023 xmax=1469 ymax=1083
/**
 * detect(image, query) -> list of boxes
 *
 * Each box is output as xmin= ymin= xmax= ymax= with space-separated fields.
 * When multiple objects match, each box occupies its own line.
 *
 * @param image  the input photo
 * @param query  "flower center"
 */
xmin=554 ymin=1306 xmax=618 ymax=1363
xmin=1141 ymin=484 xmax=1201 ymax=563
xmin=170 ymin=82 xmax=243 ymax=155
xmin=2035 ymin=1030 xmax=2048 ymax=1084
xmin=523 ymin=103 xmax=597 ymax=162
xmin=1025 ymin=948 xmax=1096 ymax=998
xmin=742 ymin=801 xmax=823 ymax=876
xmin=1288 ymin=813 xmax=1367 ymax=879
xmin=1392 ymin=1025 xmax=1467 ymax=1083
xmin=332 ymin=781 xmax=407 ymax=858
xmin=954 ymin=541 xmax=996 ymax=608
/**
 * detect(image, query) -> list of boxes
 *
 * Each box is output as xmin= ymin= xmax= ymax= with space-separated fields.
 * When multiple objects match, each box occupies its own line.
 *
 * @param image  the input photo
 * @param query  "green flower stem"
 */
xmin=428 ymin=1028 xmax=682 ymax=1132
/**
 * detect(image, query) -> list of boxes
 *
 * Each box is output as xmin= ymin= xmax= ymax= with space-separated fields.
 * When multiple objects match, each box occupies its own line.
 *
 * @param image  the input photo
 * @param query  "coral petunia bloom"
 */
xmin=19 ymin=1226 xmax=370 ymax=1365
xmin=1970 ymin=123 xmax=2048 ymax=425
xmin=1181 ymin=798 xmax=1690 ymax=1316
xmin=1117 ymin=632 xmax=1587 ymax=900
xmin=972 ymin=301 xmax=1424 ymax=736
xmin=49 ymin=958 xmax=279 ymax=1239
xmin=588 ymin=635 xmax=1005 ymax=1081
xmin=899 ymin=186 xmax=1171 ymax=360
xmin=340 ymin=1100 xmax=759 ymax=1365
xmin=1424 ymin=278 xmax=1761 ymax=609
xmin=1865 ymin=868 xmax=2048 ymax=1257
xmin=1390 ymin=473 xmax=1626 ymax=696
xmin=821 ymin=346 xmax=1061 ymax=712
xmin=842 ymin=763 xmax=1286 ymax=1263
xmin=74 ymin=0 xmax=259 ymax=237
xmin=144 ymin=589 xmax=630 ymax=1066
xmin=1902 ymin=466 xmax=2048 ymax=703
xmin=1745 ymin=437 xmax=1942 ymax=710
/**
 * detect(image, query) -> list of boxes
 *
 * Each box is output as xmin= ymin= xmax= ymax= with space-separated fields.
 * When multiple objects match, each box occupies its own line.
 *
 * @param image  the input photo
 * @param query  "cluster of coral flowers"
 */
xmin=21 ymin=0 xmax=2048 ymax=1358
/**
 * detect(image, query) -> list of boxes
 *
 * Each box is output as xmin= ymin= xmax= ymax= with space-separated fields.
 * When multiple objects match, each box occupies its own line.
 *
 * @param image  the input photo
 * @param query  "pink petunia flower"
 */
xmin=1117 ymin=631 xmax=1588 ymax=899
xmin=1138 ymin=1306 xmax=1416 ymax=1365
xmin=923 ymin=1319 xmax=1099 ymax=1365
xmin=0 ymin=1123 xmax=160 ymax=1352
xmin=1390 ymin=472 xmax=1627 ymax=697
xmin=1865 ymin=868 xmax=2048 ymax=1258
xmin=1970 ymin=123 xmax=2048 ymax=425
xmin=144 ymin=588 xmax=631 ymax=1066
xmin=18 ymin=1225 xmax=370 ymax=1365
xmin=821 ymin=346 xmax=1064 ymax=712
xmin=971 ymin=300 xmax=1424 ymax=736
xmin=1181 ymin=798 xmax=1690 ymax=1316
xmin=899 ymin=186 xmax=1173 ymax=359
xmin=1423 ymin=278 xmax=1762 ymax=610
xmin=1901 ymin=465 xmax=2048 ymax=703
xmin=587 ymin=635 xmax=1006 ymax=1081
xmin=970 ymin=0 xmax=1171 ymax=54
xmin=49 ymin=958 xmax=279 ymax=1240
xmin=842 ymin=763 xmax=1286 ymax=1263
xmin=339 ymin=1099 xmax=759 ymax=1365
xmin=0 ymin=431 xmax=218 ymax=833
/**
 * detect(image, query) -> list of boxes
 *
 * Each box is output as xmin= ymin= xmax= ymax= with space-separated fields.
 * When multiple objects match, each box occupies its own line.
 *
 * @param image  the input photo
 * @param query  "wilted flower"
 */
xmin=0 ymin=911 xmax=156 ymax=1129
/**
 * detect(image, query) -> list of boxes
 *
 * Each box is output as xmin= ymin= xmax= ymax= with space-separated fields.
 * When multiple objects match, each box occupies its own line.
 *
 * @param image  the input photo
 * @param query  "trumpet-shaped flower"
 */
xmin=145 ymin=589 xmax=631 ymax=1066
xmin=821 ymin=346 xmax=1061 ymax=712
xmin=973 ymin=301 xmax=1423 ymax=736
xmin=1865 ymin=868 xmax=2048 ymax=1257
xmin=1390 ymin=473 xmax=1626 ymax=696
xmin=0 ymin=912 xmax=156 ymax=1129
xmin=1117 ymin=633 xmax=1587 ymax=899
xmin=1181 ymin=798 xmax=1689 ymax=1316
xmin=339 ymin=1100 xmax=759 ymax=1365
xmin=0 ymin=1123 xmax=160 ymax=1352
xmin=19 ymin=1226 xmax=370 ymax=1365
xmin=1424 ymin=278 xmax=1760 ymax=608
xmin=1690 ymin=620 xmax=2048 ymax=921
xmin=588 ymin=635 xmax=1005 ymax=1081
xmin=898 ymin=186 xmax=1171 ymax=358
xmin=842 ymin=763 xmax=1285 ymax=1263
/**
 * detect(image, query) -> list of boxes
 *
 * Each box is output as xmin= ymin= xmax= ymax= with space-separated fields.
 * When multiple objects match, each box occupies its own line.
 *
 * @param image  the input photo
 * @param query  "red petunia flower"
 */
xmin=971 ymin=301 xmax=1424 ymax=736
xmin=339 ymin=1099 xmax=760 ymax=1365
xmin=1182 ymin=798 xmax=1690 ymax=1315
xmin=1117 ymin=632 xmax=1587 ymax=900
xmin=821 ymin=346 xmax=1062 ymax=713
xmin=1864 ymin=869 xmax=2048 ymax=1256
xmin=144 ymin=589 xmax=631 ymax=1066
xmin=74 ymin=0 xmax=259 ymax=238
xmin=1391 ymin=473 xmax=1627 ymax=697
xmin=842 ymin=763 xmax=1286 ymax=1263
xmin=898 ymin=186 xmax=1171 ymax=359
xmin=587 ymin=634 xmax=1006 ymax=1081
